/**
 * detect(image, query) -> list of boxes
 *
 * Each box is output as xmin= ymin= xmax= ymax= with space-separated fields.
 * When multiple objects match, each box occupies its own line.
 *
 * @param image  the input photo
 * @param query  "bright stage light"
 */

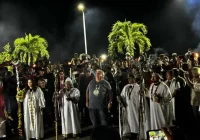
xmin=101 ymin=54 xmax=107 ymax=60
xmin=68 ymin=61 xmax=71 ymax=65
xmin=194 ymin=52 xmax=199 ymax=60
xmin=78 ymin=3 xmax=85 ymax=11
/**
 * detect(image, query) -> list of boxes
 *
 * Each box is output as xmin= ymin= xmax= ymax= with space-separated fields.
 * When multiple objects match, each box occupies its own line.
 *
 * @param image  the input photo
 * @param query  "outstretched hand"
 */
xmin=154 ymin=95 xmax=160 ymax=103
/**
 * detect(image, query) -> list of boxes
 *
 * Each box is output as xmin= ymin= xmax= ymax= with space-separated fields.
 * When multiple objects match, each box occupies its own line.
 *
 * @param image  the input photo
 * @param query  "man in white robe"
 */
xmin=23 ymin=80 xmax=45 ymax=140
xmin=149 ymin=72 xmax=173 ymax=130
xmin=118 ymin=74 xmax=150 ymax=140
xmin=169 ymin=68 xmax=186 ymax=123
xmin=59 ymin=78 xmax=81 ymax=139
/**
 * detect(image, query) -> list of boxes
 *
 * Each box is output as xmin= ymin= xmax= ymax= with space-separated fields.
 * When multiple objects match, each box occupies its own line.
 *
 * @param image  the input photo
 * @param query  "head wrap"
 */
xmin=65 ymin=77 xmax=73 ymax=87
xmin=172 ymin=53 xmax=177 ymax=57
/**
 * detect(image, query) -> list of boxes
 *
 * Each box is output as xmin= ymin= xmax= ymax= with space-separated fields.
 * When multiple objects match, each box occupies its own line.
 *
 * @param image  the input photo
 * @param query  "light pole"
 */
xmin=78 ymin=3 xmax=88 ymax=54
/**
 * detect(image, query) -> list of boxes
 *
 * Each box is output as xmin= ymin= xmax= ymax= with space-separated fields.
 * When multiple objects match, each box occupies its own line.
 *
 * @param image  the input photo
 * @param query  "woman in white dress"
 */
xmin=22 ymin=79 xmax=45 ymax=140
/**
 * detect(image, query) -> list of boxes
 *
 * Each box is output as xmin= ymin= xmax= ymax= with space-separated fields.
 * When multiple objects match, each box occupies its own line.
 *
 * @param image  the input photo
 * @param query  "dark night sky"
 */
xmin=0 ymin=0 xmax=199 ymax=62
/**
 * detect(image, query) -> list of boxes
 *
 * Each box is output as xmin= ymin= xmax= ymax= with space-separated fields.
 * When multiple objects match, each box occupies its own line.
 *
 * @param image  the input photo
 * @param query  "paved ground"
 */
xmin=8 ymin=122 xmax=119 ymax=140
xmin=8 ymin=125 xmax=94 ymax=140
xmin=44 ymin=125 xmax=119 ymax=140
xmin=44 ymin=125 xmax=93 ymax=140
xmin=45 ymin=135 xmax=90 ymax=140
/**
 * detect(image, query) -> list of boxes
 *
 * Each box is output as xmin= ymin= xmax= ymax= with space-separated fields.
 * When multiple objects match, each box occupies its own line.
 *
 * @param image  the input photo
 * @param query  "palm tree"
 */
xmin=108 ymin=21 xmax=152 ymax=58
xmin=0 ymin=43 xmax=12 ymax=64
xmin=13 ymin=33 xmax=50 ymax=65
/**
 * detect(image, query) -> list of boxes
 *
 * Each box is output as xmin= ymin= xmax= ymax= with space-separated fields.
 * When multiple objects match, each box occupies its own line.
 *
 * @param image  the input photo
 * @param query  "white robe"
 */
xmin=23 ymin=87 xmax=45 ymax=140
xmin=0 ymin=118 xmax=6 ymax=138
xmin=149 ymin=82 xmax=173 ymax=130
xmin=119 ymin=83 xmax=150 ymax=139
xmin=169 ymin=78 xmax=181 ymax=120
xmin=59 ymin=88 xmax=81 ymax=136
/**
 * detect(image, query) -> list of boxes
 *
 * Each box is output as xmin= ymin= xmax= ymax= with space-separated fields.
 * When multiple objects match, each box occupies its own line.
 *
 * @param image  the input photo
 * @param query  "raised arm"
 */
xmin=184 ymin=72 xmax=194 ymax=88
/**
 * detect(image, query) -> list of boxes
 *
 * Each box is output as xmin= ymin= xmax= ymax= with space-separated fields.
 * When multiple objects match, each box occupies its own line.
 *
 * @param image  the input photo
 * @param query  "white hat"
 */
xmin=65 ymin=77 xmax=73 ymax=86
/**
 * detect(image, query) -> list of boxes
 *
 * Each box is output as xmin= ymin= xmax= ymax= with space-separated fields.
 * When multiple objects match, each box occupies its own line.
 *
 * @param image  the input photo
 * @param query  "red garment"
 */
xmin=59 ymin=90 xmax=64 ymax=107
xmin=60 ymin=80 xmax=63 ymax=90
xmin=25 ymin=74 xmax=37 ymax=80
xmin=148 ymin=80 xmax=153 ymax=88
xmin=59 ymin=75 xmax=64 ymax=89
xmin=0 ymin=87 xmax=5 ymax=118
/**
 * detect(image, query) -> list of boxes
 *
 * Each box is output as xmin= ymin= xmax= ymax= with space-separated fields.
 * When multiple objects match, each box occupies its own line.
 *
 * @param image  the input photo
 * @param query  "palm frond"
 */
xmin=108 ymin=21 xmax=152 ymax=57
xmin=3 ymin=43 xmax=11 ymax=53
xmin=13 ymin=33 xmax=49 ymax=65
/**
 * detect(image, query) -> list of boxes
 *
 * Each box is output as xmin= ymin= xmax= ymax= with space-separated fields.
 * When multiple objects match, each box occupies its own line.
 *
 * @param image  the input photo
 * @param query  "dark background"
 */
xmin=0 ymin=0 xmax=199 ymax=62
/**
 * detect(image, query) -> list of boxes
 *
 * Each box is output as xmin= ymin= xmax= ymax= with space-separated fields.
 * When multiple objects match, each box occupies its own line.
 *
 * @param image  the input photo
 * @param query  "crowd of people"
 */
xmin=0 ymin=49 xmax=199 ymax=140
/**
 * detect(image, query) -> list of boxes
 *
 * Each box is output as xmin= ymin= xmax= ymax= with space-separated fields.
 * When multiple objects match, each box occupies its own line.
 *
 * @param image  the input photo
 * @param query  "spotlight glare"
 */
xmin=78 ymin=3 xmax=85 ymax=11
xmin=101 ymin=54 xmax=107 ymax=60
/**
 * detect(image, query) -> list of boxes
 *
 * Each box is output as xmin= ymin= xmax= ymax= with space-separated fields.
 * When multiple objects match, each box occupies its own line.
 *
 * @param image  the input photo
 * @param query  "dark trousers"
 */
xmin=4 ymin=95 xmax=18 ymax=136
xmin=43 ymin=107 xmax=54 ymax=127
xmin=192 ymin=106 xmax=200 ymax=125
xmin=89 ymin=108 xmax=108 ymax=128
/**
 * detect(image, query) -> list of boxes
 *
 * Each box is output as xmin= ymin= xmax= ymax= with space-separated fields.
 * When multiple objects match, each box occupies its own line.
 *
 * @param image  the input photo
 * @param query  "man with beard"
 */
xmin=149 ymin=68 xmax=173 ymax=130
xmin=117 ymin=74 xmax=150 ymax=139
xmin=168 ymin=68 xmax=186 ymax=125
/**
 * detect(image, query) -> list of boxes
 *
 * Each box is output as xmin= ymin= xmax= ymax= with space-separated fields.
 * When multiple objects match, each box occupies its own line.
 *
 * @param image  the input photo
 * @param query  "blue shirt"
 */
xmin=87 ymin=79 xmax=112 ymax=109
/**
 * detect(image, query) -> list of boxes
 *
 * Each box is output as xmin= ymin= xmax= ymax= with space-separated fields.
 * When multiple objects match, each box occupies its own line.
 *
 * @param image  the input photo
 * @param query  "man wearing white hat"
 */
xmin=149 ymin=70 xmax=173 ymax=130
xmin=59 ymin=77 xmax=81 ymax=139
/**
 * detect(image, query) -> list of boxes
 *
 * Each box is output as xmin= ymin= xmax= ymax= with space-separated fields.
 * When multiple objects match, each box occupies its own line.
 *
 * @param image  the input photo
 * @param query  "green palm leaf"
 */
xmin=108 ymin=21 xmax=152 ymax=58
xmin=13 ymin=33 xmax=49 ymax=65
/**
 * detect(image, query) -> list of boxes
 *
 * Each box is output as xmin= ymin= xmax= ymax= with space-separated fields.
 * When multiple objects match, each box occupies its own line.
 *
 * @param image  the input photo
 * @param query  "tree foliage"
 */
xmin=12 ymin=33 xmax=49 ymax=65
xmin=108 ymin=21 xmax=152 ymax=57
xmin=0 ymin=43 xmax=12 ymax=64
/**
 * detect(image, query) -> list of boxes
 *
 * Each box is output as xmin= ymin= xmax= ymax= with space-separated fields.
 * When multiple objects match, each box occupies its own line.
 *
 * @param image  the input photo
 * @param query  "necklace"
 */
xmin=28 ymin=90 xmax=35 ymax=130
xmin=93 ymin=84 xmax=100 ymax=96
xmin=150 ymin=83 xmax=160 ymax=101
xmin=126 ymin=85 xmax=134 ymax=100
